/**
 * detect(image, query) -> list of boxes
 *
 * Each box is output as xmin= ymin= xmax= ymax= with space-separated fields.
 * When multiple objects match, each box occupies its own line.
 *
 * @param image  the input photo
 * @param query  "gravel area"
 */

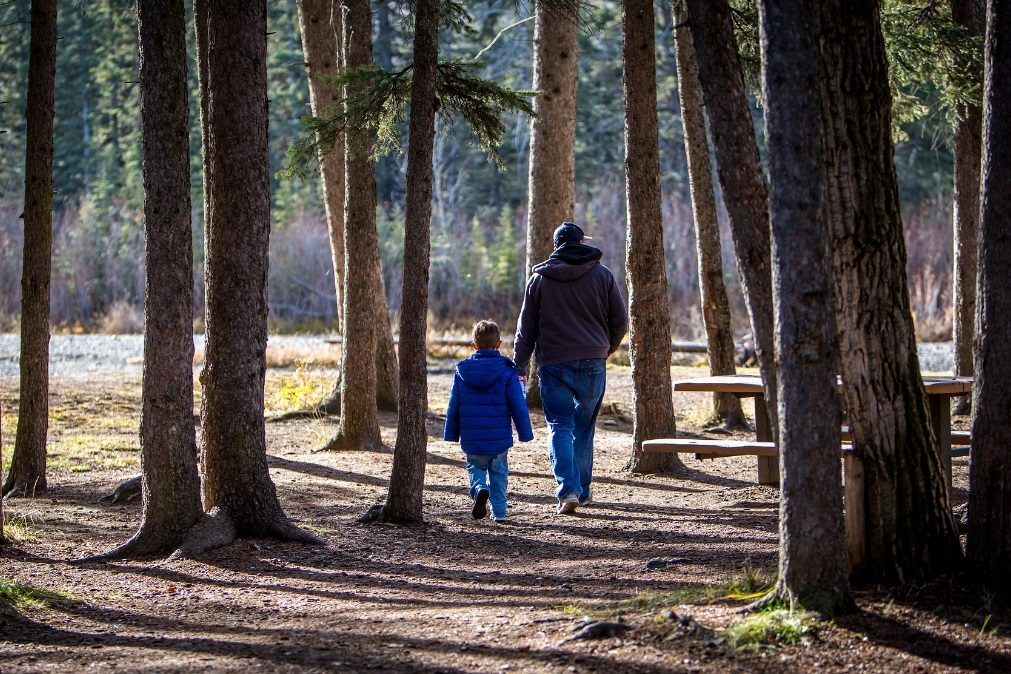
xmin=0 ymin=333 xmax=955 ymax=377
xmin=0 ymin=333 xmax=339 ymax=377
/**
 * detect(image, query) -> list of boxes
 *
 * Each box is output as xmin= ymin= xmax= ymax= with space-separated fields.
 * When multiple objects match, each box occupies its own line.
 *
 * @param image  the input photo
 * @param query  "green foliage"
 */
xmin=283 ymin=57 xmax=535 ymax=180
xmin=0 ymin=577 xmax=72 ymax=618
xmin=883 ymin=0 xmax=983 ymax=134
xmin=720 ymin=608 xmax=822 ymax=650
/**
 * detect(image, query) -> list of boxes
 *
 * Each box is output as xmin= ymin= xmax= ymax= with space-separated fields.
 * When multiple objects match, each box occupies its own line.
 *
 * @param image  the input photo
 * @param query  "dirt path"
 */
xmin=0 ymin=367 xmax=1007 ymax=673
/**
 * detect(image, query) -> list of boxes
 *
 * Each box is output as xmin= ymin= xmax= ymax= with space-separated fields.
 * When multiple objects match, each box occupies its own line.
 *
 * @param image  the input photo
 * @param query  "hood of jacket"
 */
xmin=456 ymin=350 xmax=517 ymax=391
xmin=532 ymin=243 xmax=604 ymax=282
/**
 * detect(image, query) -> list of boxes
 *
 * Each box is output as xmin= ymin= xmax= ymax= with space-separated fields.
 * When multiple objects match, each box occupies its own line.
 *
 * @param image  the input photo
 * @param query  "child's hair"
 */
xmin=472 ymin=319 xmax=501 ymax=350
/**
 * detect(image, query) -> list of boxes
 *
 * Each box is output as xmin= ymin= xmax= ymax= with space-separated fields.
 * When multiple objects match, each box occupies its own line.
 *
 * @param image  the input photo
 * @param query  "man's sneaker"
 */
xmin=578 ymin=495 xmax=593 ymax=507
xmin=472 ymin=489 xmax=490 ymax=519
xmin=557 ymin=493 xmax=579 ymax=515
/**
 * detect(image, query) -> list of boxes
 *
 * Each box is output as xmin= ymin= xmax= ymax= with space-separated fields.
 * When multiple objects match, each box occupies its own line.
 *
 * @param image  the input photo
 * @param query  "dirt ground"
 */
xmin=1 ymin=363 xmax=1009 ymax=673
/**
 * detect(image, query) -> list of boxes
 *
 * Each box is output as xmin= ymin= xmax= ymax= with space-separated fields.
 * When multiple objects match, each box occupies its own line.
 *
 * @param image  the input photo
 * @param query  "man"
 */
xmin=514 ymin=222 xmax=628 ymax=514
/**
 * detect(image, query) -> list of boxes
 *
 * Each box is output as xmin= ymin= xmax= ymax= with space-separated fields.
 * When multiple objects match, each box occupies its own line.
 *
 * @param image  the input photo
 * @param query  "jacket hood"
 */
xmin=532 ymin=243 xmax=604 ymax=282
xmin=456 ymin=350 xmax=516 ymax=390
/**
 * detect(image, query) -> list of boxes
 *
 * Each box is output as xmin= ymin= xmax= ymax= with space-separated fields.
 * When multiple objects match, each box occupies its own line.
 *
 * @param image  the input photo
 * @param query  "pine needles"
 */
xmin=283 ymin=59 xmax=534 ymax=181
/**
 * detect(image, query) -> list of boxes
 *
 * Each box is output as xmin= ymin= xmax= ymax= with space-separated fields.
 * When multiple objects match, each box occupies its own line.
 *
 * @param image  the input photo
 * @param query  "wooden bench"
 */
xmin=643 ymin=438 xmax=855 ymax=461
xmin=840 ymin=427 xmax=970 ymax=445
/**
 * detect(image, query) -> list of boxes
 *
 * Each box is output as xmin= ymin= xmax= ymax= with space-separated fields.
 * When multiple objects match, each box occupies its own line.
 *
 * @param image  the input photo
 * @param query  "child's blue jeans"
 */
xmin=465 ymin=451 xmax=509 ymax=519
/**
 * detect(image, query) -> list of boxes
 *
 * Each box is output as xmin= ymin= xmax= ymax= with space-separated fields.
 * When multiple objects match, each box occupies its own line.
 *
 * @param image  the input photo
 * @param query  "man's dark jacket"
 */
xmin=513 ymin=243 xmax=628 ymax=373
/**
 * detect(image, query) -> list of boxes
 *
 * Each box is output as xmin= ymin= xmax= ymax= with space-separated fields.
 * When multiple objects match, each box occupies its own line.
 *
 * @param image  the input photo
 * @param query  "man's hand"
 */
xmin=519 ymin=375 xmax=528 ymax=385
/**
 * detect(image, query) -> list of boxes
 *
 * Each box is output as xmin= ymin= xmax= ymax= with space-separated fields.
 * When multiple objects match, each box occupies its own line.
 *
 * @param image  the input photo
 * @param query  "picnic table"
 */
xmin=665 ymin=374 xmax=972 ymax=490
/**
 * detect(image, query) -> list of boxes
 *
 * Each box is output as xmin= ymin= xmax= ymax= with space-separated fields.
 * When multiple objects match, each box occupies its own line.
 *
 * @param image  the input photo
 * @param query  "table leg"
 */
xmin=753 ymin=395 xmax=779 ymax=486
xmin=844 ymin=452 xmax=866 ymax=575
xmin=928 ymin=393 xmax=952 ymax=497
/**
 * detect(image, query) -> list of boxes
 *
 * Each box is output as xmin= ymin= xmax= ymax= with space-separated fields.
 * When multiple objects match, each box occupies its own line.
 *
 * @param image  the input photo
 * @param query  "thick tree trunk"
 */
xmin=523 ymin=0 xmax=579 ymax=408
xmin=197 ymin=0 xmax=318 ymax=545
xmin=322 ymin=0 xmax=384 ymax=452
xmin=967 ymin=0 xmax=1011 ymax=589
xmin=622 ymin=0 xmax=683 ymax=475
xmin=950 ymin=0 xmax=985 ymax=416
xmin=672 ymin=4 xmax=747 ymax=431
xmin=97 ymin=0 xmax=203 ymax=559
xmin=759 ymin=0 xmax=851 ymax=616
xmin=296 ymin=0 xmax=345 ymax=334
xmin=820 ymin=0 xmax=962 ymax=584
xmin=4 ymin=0 xmax=56 ymax=498
xmin=378 ymin=0 xmax=439 ymax=525
xmin=685 ymin=0 xmax=778 ymax=442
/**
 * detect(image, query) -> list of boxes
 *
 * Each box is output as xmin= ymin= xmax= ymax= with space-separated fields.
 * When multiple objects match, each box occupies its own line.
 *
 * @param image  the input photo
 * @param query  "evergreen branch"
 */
xmin=282 ymin=58 xmax=535 ymax=179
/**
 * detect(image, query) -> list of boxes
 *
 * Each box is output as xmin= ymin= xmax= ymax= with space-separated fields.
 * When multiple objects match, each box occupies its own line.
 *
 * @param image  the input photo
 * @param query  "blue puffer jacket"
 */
xmin=443 ymin=350 xmax=534 ymax=455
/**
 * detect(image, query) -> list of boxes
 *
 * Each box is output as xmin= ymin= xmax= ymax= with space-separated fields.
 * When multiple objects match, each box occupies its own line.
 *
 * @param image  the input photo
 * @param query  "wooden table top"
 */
xmin=673 ymin=374 xmax=973 ymax=396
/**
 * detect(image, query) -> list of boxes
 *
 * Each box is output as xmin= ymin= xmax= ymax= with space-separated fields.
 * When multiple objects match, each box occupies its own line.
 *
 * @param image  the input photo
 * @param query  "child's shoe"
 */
xmin=472 ymin=489 xmax=490 ymax=519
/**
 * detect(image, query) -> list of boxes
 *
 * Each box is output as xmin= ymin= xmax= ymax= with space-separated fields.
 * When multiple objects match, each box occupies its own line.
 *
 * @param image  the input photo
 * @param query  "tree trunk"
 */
xmin=685 ymin=0 xmax=778 ymax=441
xmin=4 ymin=0 xmax=56 ymax=498
xmin=523 ymin=0 xmax=578 ymax=409
xmin=93 ymin=0 xmax=204 ymax=559
xmin=672 ymin=3 xmax=747 ymax=431
xmin=197 ymin=0 xmax=318 ymax=544
xmin=378 ymin=0 xmax=439 ymax=525
xmin=950 ymin=0 xmax=985 ymax=416
xmin=296 ymin=0 xmax=345 ymax=335
xmin=322 ymin=0 xmax=384 ymax=452
xmin=967 ymin=0 xmax=1011 ymax=589
xmin=820 ymin=0 xmax=962 ymax=584
xmin=760 ymin=0 xmax=851 ymax=616
xmin=622 ymin=0 xmax=683 ymax=475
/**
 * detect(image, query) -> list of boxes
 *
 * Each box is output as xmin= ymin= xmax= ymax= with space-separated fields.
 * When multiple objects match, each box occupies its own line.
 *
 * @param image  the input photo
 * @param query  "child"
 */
xmin=444 ymin=320 xmax=534 ymax=521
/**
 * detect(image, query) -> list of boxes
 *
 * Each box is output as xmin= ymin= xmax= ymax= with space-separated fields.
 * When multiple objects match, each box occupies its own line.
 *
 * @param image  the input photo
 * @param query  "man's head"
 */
xmin=472 ymin=319 xmax=501 ymax=350
xmin=552 ymin=221 xmax=591 ymax=248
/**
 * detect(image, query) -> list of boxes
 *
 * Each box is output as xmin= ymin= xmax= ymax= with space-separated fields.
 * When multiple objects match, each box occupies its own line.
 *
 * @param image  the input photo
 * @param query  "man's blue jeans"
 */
xmin=539 ymin=359 xmax=606 ymax=501
xmin=465 ymin=451 xmax=509 ymax=519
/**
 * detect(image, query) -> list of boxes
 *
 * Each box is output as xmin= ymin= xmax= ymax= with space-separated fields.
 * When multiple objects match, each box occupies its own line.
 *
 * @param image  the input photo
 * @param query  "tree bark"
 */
xmin=197 ymin=0 xmax=318 ymax=544
xmin=322 ymin=0 xmax=384 ymax=452
xmin=523 ymin=0 xmax=579 ymax=409
xmin=97 ymin=0 xmax=203 ymax=559
xmin=296 ymin=0 xmax=345 ymax=335
xmin=759 ymin=0 xmax=851 ymax=616
xmin=967 ymin=0 xmax=1011 ymax=589
xmin=379 ymin=0 xmax=439 ymax=525
xmin=820 ymin=0 xmax=962 ymax=584
xmin=950 ymin=0 xmax=985 ymax=415
xmin=4 ymin=0 xmax=56 ymax=498
xmin=685 ymin=0 xmax=778 ymax=441
xmin=622 ymin=0 xmax=683 ymax=475
xmin=672 ymin=3 xmax=747 ymax=431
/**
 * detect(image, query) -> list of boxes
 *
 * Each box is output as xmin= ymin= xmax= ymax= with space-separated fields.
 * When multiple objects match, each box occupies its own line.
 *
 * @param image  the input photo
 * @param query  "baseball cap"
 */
xmin=552 ymin=221 xmax=592 ymax=247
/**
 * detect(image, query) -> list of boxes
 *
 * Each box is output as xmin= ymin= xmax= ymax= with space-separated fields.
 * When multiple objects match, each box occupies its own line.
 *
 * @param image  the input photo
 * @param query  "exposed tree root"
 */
xmin=743 ymin=582 xmax=854 ymax=618
xmin=166 ymin=507 xmax=238 ymax=561
xmin=74 ymin=525 xmax=188 ymax=563
xmin=99 ymin=475 xmax=143 ymax=504
xmin=165 ymin=506 xmax=324 ymax=562
xmin=357 ymin=502 xmax=424 ymax=526
xmin=315 ymin=433 xmax=386 ymax=453
xmin=2 ymin=475 xmax=46 ymax=499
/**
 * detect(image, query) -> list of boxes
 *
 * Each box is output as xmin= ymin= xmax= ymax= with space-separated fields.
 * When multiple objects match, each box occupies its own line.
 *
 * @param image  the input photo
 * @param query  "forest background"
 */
xmin=0 ymin=0 xmax=956 ymax=339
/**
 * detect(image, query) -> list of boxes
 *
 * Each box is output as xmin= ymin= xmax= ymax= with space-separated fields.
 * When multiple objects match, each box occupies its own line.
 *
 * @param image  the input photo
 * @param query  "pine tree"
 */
xmin=966 ymin=0 xmax=1011 ymax=590
xmin=760 ymin=0 xmax=851 ymax=615
xmin=671 ymin=0 xmax=747 ymax=430
xmin=523 ymin=0 xmax=579 ymax=407
xmin=820 ymin=0 xmax=962 ymax=584
xmin=375 ymin=0 xmax=440 ymax=524
xmin=685 ymin=0 xmax=779 ymax=470
xmin=622 ymin=0 xmax=682 ymax=475
xmin=4 ymin=0 xmax=57 ymax=498
xmin=95 ymin=0 xmax=202 ymax=559
xmin=187 ymin=0 xmax=320 ymax=553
